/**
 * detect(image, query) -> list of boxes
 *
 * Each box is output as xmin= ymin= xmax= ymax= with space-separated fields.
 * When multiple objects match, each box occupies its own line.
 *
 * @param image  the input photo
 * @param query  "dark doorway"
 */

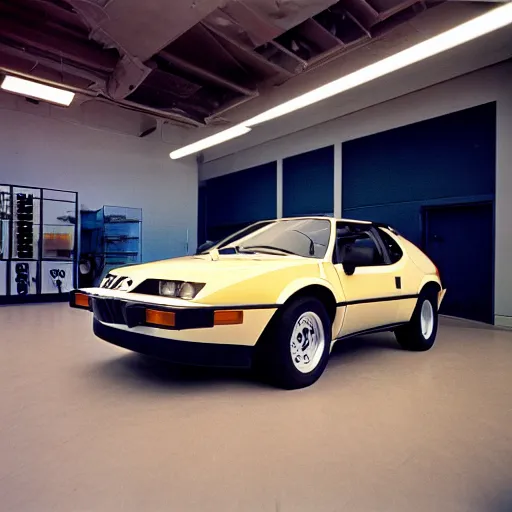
xmin=423 ymin=202 xmax=494 ymax=324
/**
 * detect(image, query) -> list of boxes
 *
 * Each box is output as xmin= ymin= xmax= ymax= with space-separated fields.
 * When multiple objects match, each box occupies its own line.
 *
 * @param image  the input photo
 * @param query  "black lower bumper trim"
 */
xmin=93 ymin=319 xmax=253 ymax=368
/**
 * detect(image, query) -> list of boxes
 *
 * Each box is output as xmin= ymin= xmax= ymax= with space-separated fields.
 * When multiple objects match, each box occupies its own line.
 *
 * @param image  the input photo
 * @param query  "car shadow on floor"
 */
xmin=89 ymin=352 xmax=270 ymax=392
xmin=480 ymin=488 xmax=512 ymax=512
xmin=88 ymin=332 xmax=402 ymax=392
xmin=329 ymin=331 xmax=402 ymax=360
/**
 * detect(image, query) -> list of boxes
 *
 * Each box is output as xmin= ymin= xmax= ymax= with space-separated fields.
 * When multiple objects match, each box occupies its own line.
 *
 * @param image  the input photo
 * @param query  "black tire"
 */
xmin=395 ymin=290 xmax=439 ymax=351
xmin=253 ymin=297 xmax=331 ymax=390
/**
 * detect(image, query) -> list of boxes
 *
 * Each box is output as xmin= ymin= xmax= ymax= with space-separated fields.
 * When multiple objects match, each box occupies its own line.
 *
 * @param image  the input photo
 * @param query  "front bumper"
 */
xmin=71 ymin=290 xmax=277 ymax=365
xmin=70 ymin=289 xmax=217 ymax=329
xmin=93 ymin=319 xmax=253 ymax=368
xmin=84 ymin=292 xmax=217 ymax=330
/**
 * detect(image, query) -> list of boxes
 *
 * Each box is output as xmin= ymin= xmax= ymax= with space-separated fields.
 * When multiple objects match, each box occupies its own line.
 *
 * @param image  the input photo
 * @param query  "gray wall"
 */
xmin=0 ymin=98 xmax=198 ymax=263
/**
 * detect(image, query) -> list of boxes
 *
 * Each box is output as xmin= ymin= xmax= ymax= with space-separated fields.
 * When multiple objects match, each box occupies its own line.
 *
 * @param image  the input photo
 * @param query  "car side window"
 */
xmin=377 ymin=228 xmax=403 ymax=264
xmin=336 ymin=225 xmax=385 ymax=267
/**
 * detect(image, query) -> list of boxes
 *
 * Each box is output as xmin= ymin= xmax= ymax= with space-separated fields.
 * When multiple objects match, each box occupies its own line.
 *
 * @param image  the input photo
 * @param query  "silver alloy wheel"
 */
xmin=290 ymin=311 xmax=325 ymax=373
xmin=420 ymin=299 xmax=434 ymax=339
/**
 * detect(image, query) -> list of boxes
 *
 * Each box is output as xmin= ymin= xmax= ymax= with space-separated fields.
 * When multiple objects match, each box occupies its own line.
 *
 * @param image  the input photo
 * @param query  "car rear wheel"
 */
xmin=395 ymin=290 xmax=438 ymax=351
xmin=254 ymin=297 xmax=331 ymax=389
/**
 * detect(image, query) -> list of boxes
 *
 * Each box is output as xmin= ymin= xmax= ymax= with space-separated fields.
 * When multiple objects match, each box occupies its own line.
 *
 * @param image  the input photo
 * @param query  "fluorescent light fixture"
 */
xmin=170 ymin=2 xmax=512 ymax=158
xmin=169 ymin=124 xmax=251 ymax=159
xmin=244 ymin=1 xmax=512 ymax=127
xmin=1 ymin=75 xmax=75 ymax=106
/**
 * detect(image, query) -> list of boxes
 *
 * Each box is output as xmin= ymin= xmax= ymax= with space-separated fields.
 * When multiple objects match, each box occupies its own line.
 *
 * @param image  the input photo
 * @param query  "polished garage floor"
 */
xmin=1 ymin=304 xmax=512 ymax=512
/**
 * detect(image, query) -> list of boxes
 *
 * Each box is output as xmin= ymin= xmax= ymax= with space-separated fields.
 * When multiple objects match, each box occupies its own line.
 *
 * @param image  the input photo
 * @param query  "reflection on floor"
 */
xmin=1 ymin=305 xmax=512 ymax=512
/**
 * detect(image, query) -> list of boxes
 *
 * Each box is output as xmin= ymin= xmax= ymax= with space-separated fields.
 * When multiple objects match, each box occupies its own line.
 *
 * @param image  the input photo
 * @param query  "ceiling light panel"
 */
xmin=1 ymin=76 xmax=75 ymax=106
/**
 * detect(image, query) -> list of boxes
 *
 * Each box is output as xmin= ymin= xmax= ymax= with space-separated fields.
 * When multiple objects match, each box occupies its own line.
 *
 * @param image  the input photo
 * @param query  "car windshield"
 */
xmin=218 ymin=219 xmax=331 ymax=259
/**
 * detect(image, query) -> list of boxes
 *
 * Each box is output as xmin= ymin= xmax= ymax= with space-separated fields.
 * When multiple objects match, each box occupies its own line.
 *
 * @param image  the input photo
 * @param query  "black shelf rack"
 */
xmin=0 ymin=184 xmax=78 ymax=304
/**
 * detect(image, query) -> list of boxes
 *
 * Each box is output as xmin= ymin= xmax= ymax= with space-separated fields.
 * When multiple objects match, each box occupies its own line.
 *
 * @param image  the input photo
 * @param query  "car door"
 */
xmin=333 ymin=223 xmax=403 ymax=337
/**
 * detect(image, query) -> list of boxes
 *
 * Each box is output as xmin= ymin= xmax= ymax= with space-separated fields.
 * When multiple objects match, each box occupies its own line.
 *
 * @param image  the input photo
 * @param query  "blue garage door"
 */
xmin=342 ymin=102 xmax=496 ymax=322
xmin=205 ymin=162 xmax=277 ymax=241
xmin=283 ymin=146 xmax=334 ymax=217
xmin=423 ymin=202 xmax=494 ymax=323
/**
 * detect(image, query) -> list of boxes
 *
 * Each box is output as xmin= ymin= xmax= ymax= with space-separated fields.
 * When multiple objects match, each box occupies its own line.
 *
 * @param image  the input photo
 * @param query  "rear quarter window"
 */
xmin=378 ymin=228 xmax=403 ymax=264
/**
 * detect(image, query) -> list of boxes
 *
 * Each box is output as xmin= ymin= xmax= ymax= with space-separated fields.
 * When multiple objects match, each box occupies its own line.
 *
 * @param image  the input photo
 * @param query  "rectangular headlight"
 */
xmin=159 ymin=281 xmax=177 ymax=297
xmin=159 ymin=281 xmax=205 ymax=300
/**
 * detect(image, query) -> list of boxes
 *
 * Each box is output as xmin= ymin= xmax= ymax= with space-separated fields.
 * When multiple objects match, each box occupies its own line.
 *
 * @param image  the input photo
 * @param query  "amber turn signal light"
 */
xmin=214 ymin=310 xmax=244 ymax=325
xmin=145 ymin=309 xmax=175 ymax=327
xmin=74 ymin=293 xmax=90 ymax=308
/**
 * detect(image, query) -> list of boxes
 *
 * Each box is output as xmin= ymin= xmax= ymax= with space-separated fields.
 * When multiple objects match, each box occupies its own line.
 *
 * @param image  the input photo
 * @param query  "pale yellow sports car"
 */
xmin=70 ymin=217 xmax=445 ymax=389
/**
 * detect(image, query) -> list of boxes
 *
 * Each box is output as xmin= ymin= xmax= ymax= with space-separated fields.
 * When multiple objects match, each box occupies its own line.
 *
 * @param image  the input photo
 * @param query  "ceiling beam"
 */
xmin=0 ymin=0 xmax=88 ymax=35
xmin=159 ymin=51 xmax=258 ymax=97
xmin=0 ymin=49 xmax=99 ymax=91
xmin=339 ymin=0 xmax=380 ymax=28
xmin=0 ymin=42 xmax=107 ymax=86
xmin=215 ymin=1 xmax=282 ymax=47
xmin=0 ymin=59 xmax=202 ymax=127
xmin=201 ymin=22 xmax=294 ymax=82
xmin=377 ymin=0 xmax=424 ymax=22
xmin=0 ymin=18 xmax=118 ymax=73
xmin=301 ymin=17 xmax=346 ymax=50
xmin=269 ymin=41 xmax=308 ymax=70
xmin=67 ymin=0 xmax=229 ymax=62
xmin=106 ymin=55 xmax=153 ymax=100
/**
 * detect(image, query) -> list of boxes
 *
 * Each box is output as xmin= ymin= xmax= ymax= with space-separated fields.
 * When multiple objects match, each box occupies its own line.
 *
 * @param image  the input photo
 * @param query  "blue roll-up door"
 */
xmin=283 ymin=146 xmax=334 ymax=217
xmin=342 ymin=102 xmax=496 ymax=245
xmin=342 ymin=102 xmax=496 ymax=322
xmin=205 ymin=161 xmax=277 ymax=240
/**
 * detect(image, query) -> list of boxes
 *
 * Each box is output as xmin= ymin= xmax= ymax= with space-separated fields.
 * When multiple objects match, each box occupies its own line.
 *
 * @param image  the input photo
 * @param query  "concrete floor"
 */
xmin=1 ymin=304 xmax=512 ymax=512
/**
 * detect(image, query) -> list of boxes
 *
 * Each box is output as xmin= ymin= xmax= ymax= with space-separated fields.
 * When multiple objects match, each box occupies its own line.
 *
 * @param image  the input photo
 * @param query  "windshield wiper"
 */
xmin=240 ymin=245 xmax=298 ymax=256
xmin=291 ymin=230 xmax=315 ymax=256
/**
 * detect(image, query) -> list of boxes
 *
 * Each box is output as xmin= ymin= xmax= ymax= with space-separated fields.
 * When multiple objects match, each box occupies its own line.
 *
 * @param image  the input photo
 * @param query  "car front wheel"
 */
xmin=395 ymin=290 xmax=439 ymax=351
xmin=254 ymin=297 xmax=331 ymax=389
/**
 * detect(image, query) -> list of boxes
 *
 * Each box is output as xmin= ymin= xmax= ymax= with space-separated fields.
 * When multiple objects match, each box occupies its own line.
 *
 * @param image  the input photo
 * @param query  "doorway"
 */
xmin=422 ymin=202 xmax=494 ymax=324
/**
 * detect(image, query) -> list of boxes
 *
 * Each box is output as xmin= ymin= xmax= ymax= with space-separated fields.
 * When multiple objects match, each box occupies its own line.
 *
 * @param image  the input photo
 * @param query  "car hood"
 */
xmin=110 ymin=254 xmax=318 ymax=288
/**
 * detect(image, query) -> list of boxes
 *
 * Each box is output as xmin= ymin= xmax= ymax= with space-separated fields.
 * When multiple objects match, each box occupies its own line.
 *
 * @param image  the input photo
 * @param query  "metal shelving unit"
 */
xmin=103 ymin=206 xmax=142 ymax=276
xmin=0 ymin=184 xmax=78 ymax=304
xmin=78 ymin=205 xmax=142 ymax=287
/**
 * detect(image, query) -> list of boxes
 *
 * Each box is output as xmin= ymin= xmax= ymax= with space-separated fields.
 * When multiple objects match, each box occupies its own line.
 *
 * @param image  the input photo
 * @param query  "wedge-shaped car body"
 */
xmin=71 ymin=217 xmax=445 ymax=389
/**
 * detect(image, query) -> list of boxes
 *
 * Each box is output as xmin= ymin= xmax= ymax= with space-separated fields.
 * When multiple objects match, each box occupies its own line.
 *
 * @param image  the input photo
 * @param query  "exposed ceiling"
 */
xmin=201 ymin=0 xmax=512 ymax=162
xmin=0 ymin=0 xmax=446 ymax=128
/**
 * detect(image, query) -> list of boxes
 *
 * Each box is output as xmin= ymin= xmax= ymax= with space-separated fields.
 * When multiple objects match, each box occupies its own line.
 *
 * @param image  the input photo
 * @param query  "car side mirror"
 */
xmin=342 ymin=261 xmax=356 ymax=276
xmin=341 ymin=244 xmax=376 ymax=275
xmin=196 ymin=240 xmax=216 ymax=254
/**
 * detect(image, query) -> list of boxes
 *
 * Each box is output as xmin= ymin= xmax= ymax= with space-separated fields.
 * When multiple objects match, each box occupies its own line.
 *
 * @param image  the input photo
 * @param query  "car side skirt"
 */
xmin=332 ymin=322 xmax=408 ymax=345
xmin=336 ymin=294 xmax=419 ymax=307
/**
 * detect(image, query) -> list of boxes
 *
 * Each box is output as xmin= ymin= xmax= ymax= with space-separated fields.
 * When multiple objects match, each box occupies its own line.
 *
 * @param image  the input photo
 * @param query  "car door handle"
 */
xmin=395 ymin=276 xmax=402 ymax=289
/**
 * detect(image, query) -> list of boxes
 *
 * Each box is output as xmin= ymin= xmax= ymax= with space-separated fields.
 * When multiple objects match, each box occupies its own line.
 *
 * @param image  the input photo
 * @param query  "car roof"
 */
xmin=274 ymin=216 xmax=372 ymax=224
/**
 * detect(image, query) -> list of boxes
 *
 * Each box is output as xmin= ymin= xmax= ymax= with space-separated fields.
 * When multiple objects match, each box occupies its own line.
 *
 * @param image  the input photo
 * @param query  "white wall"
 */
xmin=201 ymin=60 xmax=512 ymax=327
xmin=0 ymin=97 xmax=198 ymax=263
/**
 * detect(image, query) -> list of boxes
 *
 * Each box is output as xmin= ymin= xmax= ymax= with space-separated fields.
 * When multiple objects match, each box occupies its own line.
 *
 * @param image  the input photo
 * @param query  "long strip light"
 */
xmin=170 ymin=124 xmax=251 ymax=160
xmin=170 ymin=1 xmax=512 ymax=159
xmin=1 ymin=75 xmax=75 ymax=106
